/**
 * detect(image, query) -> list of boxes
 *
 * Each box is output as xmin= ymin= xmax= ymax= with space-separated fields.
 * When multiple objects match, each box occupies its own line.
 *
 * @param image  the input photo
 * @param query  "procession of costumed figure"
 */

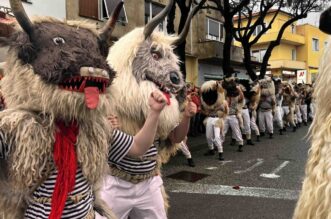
xmin=257 ymin=76 xmax=276 ymax=138
xmin=200 ymin=80 xmax=228 ymax=160
xmin=0 ymin=0 xmax=131 ymax=218
xmin=294 ymin=7 xmax=331 ymax=218
xmin=99 ymin=0 xmax=197 ymax=218
xmin=222 ymin=76 xmax=244 ymax=152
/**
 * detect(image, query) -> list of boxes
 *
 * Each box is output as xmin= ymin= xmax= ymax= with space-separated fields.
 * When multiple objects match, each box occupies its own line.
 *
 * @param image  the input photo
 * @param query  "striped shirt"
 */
xmin=0 ymin=129 xmax=134 ymax=219
xmin=108 ymin=129 xmax=158 ymax=175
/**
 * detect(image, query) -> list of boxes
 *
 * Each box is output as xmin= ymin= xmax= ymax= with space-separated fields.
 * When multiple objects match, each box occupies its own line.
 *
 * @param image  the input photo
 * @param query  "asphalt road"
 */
xmin=163 ymin=124 xmax=310 ymax=219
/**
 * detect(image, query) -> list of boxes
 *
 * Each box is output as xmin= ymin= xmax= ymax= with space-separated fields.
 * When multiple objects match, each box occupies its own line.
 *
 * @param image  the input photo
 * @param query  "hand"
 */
xmin=184 ymin=95 xmax=197 ymax=117
xmin=149 ymin=90 xmax=167 ymax=113
xmin=108 ymin=114 xmax=120 ymax=129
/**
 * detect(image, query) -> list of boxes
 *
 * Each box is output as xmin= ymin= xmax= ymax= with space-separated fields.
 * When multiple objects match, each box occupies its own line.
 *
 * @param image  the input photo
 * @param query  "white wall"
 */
xmin=2 ymin=0 xmax=66 ymax=20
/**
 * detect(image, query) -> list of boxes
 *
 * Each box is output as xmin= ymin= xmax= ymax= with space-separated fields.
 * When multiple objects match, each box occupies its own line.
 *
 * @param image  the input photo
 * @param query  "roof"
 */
xmin=233 ymin=9 xmax=294 ymax=21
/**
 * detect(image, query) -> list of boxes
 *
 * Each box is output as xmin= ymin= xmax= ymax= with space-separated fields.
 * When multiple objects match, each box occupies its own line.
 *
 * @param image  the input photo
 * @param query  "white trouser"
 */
xmin=309 ymin=103 xmax=315 ymax=119
xmin=205 ymin=117 xmax=223 ymax=153
xmin=223 ymin=115 xmax=243 ymax=145
xmin=241 ymin=108 xmax=251 ymax=138
xmin=296 ymin=105 xmax=302 ymax=124
xmin=274 ymin=106 xmax=283 ymax=129
xmin=100 ymin=175 xmax=166 ymax=219
xmin=300 ymin=104 xmax=308 ymax=123
xmin=282 ymin=106 xmax=296 ymax=127
xmin=250 ymin=111 xmax=260 ymax=136
xmin=180 ymin=141 xmax=192 ymax=159
xmin=258 ymin=110 xmax=273 ymax=134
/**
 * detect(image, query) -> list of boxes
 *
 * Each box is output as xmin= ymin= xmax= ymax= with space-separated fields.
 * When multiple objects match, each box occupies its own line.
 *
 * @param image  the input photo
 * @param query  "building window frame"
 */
xmin=145 ymin=1 xmax=167 ymax=33
xmin=312 ymin=38 xmax=319 ymax=51
xmin=291 ymin=48 xmax=297 ymax=60
xmin=79 ymin=0 xmax=128 ymax=23
xmin=251 ymin=49 xmax=266 ymax=62
xmin=21 ymin=0 xmax=33 ymax=3
xmin=205 ymin=17 xmax=223 ymax=42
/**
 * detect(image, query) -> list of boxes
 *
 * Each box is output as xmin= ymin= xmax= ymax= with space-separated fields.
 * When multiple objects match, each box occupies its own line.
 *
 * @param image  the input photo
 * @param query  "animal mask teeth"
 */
xmin=59 ymin=76 xmax=109 ymax=93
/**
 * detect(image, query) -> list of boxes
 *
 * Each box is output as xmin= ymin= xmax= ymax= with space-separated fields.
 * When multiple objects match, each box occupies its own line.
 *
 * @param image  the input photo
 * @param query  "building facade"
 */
xmin=235 ymin=10 xmax=328 ymax=84
xmin=0 ymin=0 xmax=245 ymax=86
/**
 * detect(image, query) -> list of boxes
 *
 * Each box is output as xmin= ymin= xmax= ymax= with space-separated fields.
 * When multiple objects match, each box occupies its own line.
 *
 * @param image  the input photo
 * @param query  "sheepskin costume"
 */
xmin=0 ymin=1 xmax=123 ymax=218
xmin=281 ymin=81 xmax=296 ymax=127
xmin=222 ymin=76 xmax=244 ymax=128
xmin=200 ymin=80 xmax=228 ymax=130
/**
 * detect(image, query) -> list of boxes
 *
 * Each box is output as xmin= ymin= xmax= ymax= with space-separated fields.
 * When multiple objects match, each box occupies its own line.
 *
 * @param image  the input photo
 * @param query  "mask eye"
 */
xmin=53 ymin=37 xmax=65 ymax=45
xmin=151 ymin=51 xmax=162 ymax=60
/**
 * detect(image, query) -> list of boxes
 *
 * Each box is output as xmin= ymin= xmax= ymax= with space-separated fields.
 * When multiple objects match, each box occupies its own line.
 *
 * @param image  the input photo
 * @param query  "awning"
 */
xmin=310 ymin=69 xmax=319 ymax=74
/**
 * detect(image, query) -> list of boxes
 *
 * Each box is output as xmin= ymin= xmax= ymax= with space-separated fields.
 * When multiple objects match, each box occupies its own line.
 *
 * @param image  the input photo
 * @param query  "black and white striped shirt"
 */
xmin=0 ymin=129 xmax=134 ymax=219
xmin=109 ymin=129 xmax=158 ymax=175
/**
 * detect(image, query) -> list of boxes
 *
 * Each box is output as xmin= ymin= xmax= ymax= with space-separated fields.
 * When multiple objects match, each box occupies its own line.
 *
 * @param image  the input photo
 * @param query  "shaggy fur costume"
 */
xmin=107 ymin=26 xmax=192 ymax=215
xmin=281 ymin=81 xmax=296 ymax=127
xmin=0 ymin=17 xmax=117 ymax=219
xmin=222 ymin=77 xmax=244 ymax=127
xmin=258 ymin=76 xmax=276 ymax=112
xmin=293 ymin=38 xmax=331 ymax=218
xmin=200 ymin=80 xmax=228 ymax=130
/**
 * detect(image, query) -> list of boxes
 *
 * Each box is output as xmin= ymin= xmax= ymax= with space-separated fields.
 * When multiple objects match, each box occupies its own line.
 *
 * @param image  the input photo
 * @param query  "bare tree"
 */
xmin=234 ymin=0 xmax=284 ymax=80
xmin=166 ymin=0 xmax=207 ymax=80
xmin=202 ymin=0 xmax=250 ymax=77
xmin=258 ymin=0 xmax=329 ymax=79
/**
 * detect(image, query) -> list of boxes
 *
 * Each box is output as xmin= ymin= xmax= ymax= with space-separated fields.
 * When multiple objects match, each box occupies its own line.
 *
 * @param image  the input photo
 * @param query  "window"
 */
xmin=79 ymin=0 xmax=127 ymax=23
xmin=325 ymin=41 xmax=328 ymax=48
xmin=292 ymin=49 xmax=296 ymax=60
xmin=205 ymin=18 xmax=223 ymax=41
xmin=145 ymin=1 xmax=167 ymax=32
xmin=312 ymin=38 xmax=319 ymax=51
xmin=251 ymin=49 xmax=266 ymax=62
xmin=291 ymin=24 xmax=296 ymax=34
xmin=253 ymin=23 xmax=267 ymax=36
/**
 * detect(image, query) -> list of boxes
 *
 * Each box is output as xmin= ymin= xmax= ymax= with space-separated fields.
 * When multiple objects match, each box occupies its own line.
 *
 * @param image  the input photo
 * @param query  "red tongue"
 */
xmin=163 ymin=92 xmax=171 ymax=105
xmin=84 ymin=87 xmax=100 ymax=109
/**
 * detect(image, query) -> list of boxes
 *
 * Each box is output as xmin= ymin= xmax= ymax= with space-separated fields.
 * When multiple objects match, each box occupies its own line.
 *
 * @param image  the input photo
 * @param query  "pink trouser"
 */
xmin=100 ymin=175 xmax=166 ymax=219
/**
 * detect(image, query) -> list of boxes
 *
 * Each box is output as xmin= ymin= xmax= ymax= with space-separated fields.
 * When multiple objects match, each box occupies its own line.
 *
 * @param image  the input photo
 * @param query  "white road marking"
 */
xmin=205 ymin=167 xmax=218 ymax=170
xmin=219 ymin=160 xmax=233 ymax=165
xmin=234 ymin=158 xmax=264 ymax=174
xmin=166 ymin=183 xmax=299 ymax=200
xmin=260 ymin=161 xmax=290 ymax=179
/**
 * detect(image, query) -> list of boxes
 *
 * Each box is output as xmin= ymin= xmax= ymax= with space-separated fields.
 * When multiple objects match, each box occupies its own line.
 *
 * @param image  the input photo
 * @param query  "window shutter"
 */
xmin=79 ymin=0 xmax=99 ymax=20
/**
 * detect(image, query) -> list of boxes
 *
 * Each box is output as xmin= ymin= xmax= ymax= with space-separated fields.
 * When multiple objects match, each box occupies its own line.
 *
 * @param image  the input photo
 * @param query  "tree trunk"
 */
xmin=223 ymin=19 xmax=234 ymax=77
xmin=243 ymin=41 xmax=257 ymax=81
xmin=174 ymin=9 xmax=189 ymax=80
xmin=166 ymin=2 xmax=176 ymax=34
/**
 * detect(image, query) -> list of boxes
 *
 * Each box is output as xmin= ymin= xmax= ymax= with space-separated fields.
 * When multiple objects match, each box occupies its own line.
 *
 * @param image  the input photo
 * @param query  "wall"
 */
xmin=2 ymin=0 xmax=66 ymax=20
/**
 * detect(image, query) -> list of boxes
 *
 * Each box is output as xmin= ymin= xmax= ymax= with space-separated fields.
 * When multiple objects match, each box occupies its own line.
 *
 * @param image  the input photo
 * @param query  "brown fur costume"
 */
xmin=281 ymin=81 xmax=297 ymax=127
xmin=0 ymin=1 xmax=123 ymax=218
xmin=222 ymin=77 xmax=244 ymax=128
xmin=200 ymin=80 xmax=228 ymax=131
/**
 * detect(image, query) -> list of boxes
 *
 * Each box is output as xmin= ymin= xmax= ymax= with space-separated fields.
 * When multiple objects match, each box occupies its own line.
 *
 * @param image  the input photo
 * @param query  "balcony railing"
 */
xmin=198 ymin=40 xmax=243 ymax=63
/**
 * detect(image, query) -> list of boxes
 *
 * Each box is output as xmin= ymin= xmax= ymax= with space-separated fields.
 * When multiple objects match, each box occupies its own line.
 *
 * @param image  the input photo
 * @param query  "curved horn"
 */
xmin=9 ymin=0 xmax=34 ymax=39
xmin=143 ymin=0 xmax=174 ymax=39
xmin=172 ymin=5 xmax=199 ymax=46
xmin=99 ymin=0 xmax=124 ymax=44
xmin=319 ymin=7 xmax=331 ymax=34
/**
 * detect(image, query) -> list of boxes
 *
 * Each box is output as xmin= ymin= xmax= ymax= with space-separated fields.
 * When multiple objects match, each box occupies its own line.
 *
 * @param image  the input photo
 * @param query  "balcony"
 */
xmin=197 ymin=40 xmax=243 ymax=64
xmin=269 ymin=60 xmax=306 ymax=70
xmin=255 ymin=31 xmax=305 ymax=46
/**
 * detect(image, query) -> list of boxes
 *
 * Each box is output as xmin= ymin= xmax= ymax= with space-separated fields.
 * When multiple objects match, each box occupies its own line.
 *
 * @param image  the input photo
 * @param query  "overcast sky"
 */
xmin=297 ymin=3 xmax=331 ymax=26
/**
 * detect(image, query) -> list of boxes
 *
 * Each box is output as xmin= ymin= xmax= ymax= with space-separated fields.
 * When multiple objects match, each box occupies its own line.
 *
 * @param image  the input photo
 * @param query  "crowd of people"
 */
xmin=181 ymin=77 xmax=315 ymax=166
